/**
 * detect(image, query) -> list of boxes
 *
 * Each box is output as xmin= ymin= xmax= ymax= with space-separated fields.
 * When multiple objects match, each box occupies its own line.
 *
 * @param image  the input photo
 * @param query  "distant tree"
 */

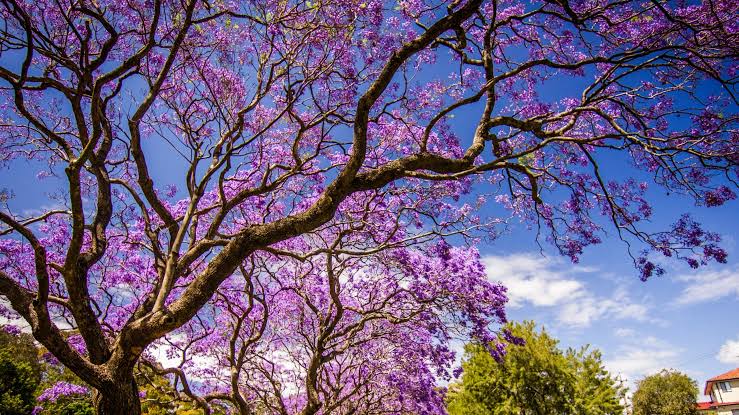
xmin=631 ymin=370 xmax=699 ymax=415
xmin=0 ymin=326 xmax=42 ymax=377
xmin=447 ymin=321 xmax=625 ymax=415
xmin=0 ymin=348 xmax=40 ymax=415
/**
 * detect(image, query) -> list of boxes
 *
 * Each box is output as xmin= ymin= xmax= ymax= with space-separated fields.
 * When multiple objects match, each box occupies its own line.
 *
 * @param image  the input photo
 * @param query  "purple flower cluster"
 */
xmin=1 ymin=324 xmax=22 ymax=336
xmin=37 ymin=382 xmax=89 ymax=403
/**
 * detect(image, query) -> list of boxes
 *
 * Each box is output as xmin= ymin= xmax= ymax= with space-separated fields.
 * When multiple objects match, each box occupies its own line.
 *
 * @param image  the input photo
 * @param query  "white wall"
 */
xmin=711 ymin=379 xmax=739 ymax=404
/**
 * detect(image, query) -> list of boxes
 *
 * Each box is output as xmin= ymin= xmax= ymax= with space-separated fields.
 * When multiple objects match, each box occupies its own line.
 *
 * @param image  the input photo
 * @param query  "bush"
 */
xmin=0 ymin=349 xmax=40 ymax=415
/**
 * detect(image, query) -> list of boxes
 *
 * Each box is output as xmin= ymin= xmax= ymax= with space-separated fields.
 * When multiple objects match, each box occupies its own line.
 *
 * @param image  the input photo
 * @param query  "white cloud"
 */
xmin=605 ymin=336 xmax=682 ymax=393
xmin=558 ymin=287 xmax=651 ymax=327
xmin=483 ymin=254 xmax=588 ymax=308
xmin=614 ymin=328 xmax=636 ymax=337
xmin=675 ymin=268 xmax=739 ymax=305
xmin=483 ymin=253 xmax=651 ymax=328
xmin=717 ymin=336 xmax=739 ymax=365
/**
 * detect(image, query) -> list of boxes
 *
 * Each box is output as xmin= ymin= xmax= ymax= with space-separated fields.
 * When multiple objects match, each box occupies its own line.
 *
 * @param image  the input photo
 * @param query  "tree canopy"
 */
xmin=631 ymin=370 xmax=700 ymax=415
xmin=0 ymin=349 xmax=39 ymax=415
xmin=447 ymin=321 xmax=626 ymax=415
xmin=0 ymin=0 xmax=735 ymax=413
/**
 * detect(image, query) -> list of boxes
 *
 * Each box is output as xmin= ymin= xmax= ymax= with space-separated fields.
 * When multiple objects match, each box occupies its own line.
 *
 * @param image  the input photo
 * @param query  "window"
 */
xmin=720 ymin=381 xmax=733 ymax=392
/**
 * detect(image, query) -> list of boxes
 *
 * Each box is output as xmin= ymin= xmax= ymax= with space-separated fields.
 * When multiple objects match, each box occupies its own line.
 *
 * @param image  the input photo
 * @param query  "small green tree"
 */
xmin=447 ymin=321 xmax=625 ymax=415
xmin=0 ymin=328 xmax=42 ymax=379
xmin=0 ymin=349 xmax=40 ymax=415
xmin=631 ymin=370 xmax=699 ymax=415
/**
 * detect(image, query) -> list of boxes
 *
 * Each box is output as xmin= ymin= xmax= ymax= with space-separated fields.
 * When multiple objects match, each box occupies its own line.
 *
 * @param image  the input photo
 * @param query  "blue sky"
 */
xmin=421 ymin=37 xmax=739 ymax=399
xmin=477 ymin=195 xmax=739 ymax=400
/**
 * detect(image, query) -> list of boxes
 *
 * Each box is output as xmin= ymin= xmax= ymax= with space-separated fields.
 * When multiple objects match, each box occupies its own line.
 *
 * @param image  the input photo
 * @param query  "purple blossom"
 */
xmin=1 ymin=324 xmax=22 ymax=336
xmin=704 ymin=186 xmax=736 ymax=207
xmin=37 ymin=382 xmax=89 ymax=403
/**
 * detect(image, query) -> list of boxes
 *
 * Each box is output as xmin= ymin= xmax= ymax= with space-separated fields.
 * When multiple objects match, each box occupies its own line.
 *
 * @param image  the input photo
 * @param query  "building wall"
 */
xmin=711 ymin=379 xmax=739 ymax=403
xmin=715 ymin=404 xmax=739 ymax=415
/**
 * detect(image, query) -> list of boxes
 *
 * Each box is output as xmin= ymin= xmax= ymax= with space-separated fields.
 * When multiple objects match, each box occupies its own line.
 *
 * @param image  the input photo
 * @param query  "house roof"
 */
xmin=697 ymin=401 xmax=713 ymax=410
xmin=705 ymin=368 xmax=739 ymax=395
xmin=697 ymin=401 xmax=739 ymax=410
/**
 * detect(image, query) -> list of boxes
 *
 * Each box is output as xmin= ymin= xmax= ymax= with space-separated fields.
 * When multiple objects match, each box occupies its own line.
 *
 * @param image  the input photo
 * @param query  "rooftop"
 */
xmin=705 ymin=368 xmax=739 ymax=396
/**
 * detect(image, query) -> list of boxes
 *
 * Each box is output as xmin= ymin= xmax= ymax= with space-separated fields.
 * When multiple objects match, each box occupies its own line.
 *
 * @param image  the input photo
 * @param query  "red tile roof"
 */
xmin=696 ymin=401 xmax=713 ymax=410
xmin=705 ymin=368 xmax=739 ymax=395
xmin=709 ymin=368 xmax=739 ymax=382
xmin=697 ymin=401 xmax=739 ymax=411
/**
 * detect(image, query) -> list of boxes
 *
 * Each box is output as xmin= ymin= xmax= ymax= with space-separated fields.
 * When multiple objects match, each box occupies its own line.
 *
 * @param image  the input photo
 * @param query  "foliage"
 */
xmin=1 ymin=328 xmax=95 ymax=414
xmin=40 ymin=398 xmax=96 ymax=415
xmin=36 ymin=380 xmax=93 ymax=415
xmin=1 ymin=327 xmax=207 ymax=414
xmin=136 ymin=365 xmax=229 ymax=415
xmin=631 ymin=370 xmax=699 ymax=415
xmin=0 ymin=0 xmax=735 ymax=413
xmin=0 ymin=348 xmax=40 ymax=415
xmin=0 ymin=326 xmax=42 ymax=379
xmin=447 ymin=321 xmax=625 ymax=415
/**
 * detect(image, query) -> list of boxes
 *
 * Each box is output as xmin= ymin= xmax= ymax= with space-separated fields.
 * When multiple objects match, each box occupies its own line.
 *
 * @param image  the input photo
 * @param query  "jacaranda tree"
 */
xmin=0 ymin=0 xmax=735 ymax=413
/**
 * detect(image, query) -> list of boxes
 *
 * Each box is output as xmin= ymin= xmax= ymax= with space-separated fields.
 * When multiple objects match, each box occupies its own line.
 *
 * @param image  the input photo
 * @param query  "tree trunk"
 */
xmin=93 ymin=376 xmax=141 ymax=415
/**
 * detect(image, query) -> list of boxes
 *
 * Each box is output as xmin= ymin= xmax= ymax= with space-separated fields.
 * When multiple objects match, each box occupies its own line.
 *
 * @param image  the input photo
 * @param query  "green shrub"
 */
xmin=0 ymin=349 xmax=40 ymax=415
